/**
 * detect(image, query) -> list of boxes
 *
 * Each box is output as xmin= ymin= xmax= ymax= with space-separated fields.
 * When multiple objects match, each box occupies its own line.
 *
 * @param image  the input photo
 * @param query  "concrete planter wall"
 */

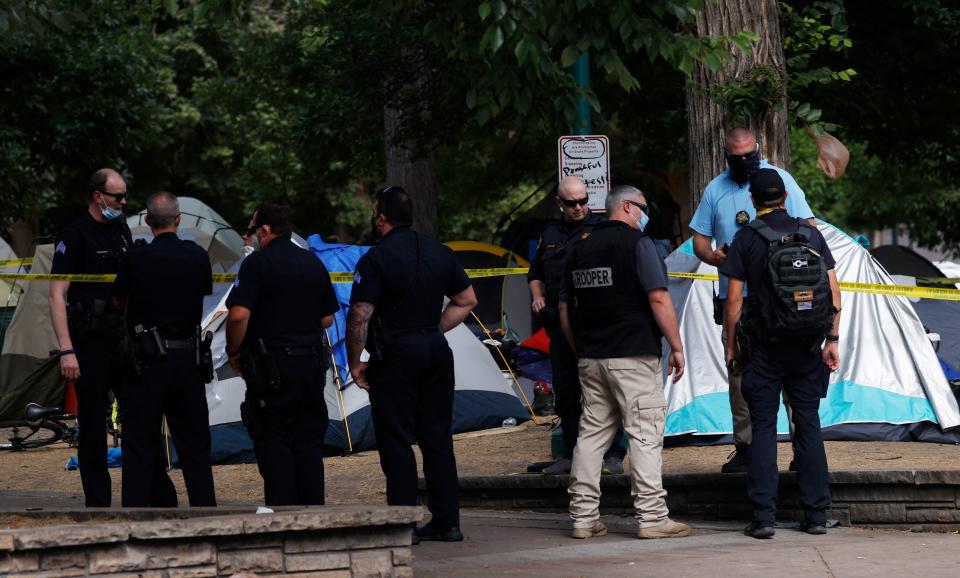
xmin=0 ymin=506 xmax=424 ymax=577
xmin=445 ymin=470 xmax=960 ymax=532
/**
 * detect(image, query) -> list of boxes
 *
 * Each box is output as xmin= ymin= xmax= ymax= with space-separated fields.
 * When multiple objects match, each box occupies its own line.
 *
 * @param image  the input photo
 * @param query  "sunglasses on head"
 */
xmin=560 ymin=196 xmax=590 ymax=207
xmin=99 ymin=190 xmax=127 ymax=202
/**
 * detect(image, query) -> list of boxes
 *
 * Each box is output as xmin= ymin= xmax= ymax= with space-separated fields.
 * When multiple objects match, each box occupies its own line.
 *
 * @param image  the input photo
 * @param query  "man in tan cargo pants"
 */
xmin=558 ymin=185 xmax=690 ymax=540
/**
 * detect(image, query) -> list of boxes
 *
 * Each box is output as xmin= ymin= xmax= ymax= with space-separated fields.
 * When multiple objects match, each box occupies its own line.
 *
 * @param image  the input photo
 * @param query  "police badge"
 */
xmin=735 ymin=210 xmax=750 ymax=226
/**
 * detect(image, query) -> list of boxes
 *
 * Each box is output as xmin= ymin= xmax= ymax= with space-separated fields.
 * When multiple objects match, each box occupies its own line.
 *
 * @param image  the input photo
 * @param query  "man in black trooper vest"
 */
xmin=559 ymin=184 xmax=690 ymax=540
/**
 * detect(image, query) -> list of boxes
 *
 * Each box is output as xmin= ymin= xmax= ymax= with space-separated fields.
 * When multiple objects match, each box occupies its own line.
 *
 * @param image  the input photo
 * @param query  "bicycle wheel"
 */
xmin=0 ymin=420 xmax=65 ymax=450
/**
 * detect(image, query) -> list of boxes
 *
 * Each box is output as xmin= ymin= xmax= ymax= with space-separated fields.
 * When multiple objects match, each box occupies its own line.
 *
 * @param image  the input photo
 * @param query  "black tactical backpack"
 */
xmin=747 ymin=219 xmax=833 ymax=340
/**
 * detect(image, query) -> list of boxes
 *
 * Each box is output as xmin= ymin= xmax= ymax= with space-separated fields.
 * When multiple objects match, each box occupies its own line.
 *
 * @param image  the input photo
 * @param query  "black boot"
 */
xmin=721 ymin=443 xmax=751 ymax=473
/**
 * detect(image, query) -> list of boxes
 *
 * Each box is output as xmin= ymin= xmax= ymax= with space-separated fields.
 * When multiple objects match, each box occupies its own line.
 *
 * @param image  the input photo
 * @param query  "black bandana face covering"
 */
xmin=726 ymin=144 xmax=761 ymax=185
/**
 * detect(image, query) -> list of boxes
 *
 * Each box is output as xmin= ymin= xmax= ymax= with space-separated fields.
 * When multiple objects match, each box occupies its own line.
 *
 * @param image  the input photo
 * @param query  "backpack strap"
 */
xmin=795 ymin=219 xmax=814 ymax=242
xmin=746 ymin=219 xmax=780 ymax=245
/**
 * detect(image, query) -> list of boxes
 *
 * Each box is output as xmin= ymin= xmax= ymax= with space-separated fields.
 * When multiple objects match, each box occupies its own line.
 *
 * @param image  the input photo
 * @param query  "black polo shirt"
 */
xmin=350 ymin=227 xmax=470 ymax=333
xmin=113 ymin=233 xmax=212 ymax=339
xmin=226 ymin=237 xmax=339 ymax=349
xmin=528 ymin=212 xmax=604 ymax=307
xmin=51 ymin=212 xmax=133 ymax=306
xmin=720 ymin=209 xmax=836 ymax=288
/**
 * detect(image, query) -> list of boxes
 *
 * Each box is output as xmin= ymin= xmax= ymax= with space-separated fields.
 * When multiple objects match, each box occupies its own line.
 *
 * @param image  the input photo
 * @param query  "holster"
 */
xmin=240 ymin=339 xmax=281 ymax=394
xmin=368 ymin=315 xmax=387 ymax=363
xmin=736 ymin=321 xmax=753 ymax=367
xmin=120 ymin=332 xmax=142 ymax=377
xmin=69 ymin=299 xmax=123 ymax=340
xmin=198 ymin=330 xmax=214 ymax=383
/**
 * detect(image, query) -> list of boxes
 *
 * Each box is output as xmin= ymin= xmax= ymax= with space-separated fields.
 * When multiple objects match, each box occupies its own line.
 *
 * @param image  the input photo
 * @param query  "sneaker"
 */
xmin=601 ymin=456 xmax=624 ymax=475
xmin=416 ymin=523 xmax=464 ymax=542
xmin=743 ymin=521 xmax=775 ymax=539
xmin=798 ymin=520 xmax=827 ymax=535
xmin=721 ymin=444 xmax=750 ymax=473
xmin=542 ymin=457 xmax=573 ymax=475
xmin=526 ymin=460 xmax=556 ymax=473
xmin=571 ymin=521 xmax=607 ymax=539
xmin=637 ymin=518 xmax=691 ymax=539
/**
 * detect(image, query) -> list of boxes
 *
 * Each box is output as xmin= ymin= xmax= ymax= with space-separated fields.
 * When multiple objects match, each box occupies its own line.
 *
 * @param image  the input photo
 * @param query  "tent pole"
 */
xmin=326 ymin=328 xmax=353 ymax=452
xmin=469 ymin=311 xmax=539 ymax=424
xmin=163 ymin=416 xmax=172 ymax=470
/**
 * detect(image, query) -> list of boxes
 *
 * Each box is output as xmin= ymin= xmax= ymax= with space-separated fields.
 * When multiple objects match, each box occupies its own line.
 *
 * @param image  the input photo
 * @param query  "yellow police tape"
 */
xmin=2 ymin=267 xmax=959 ymax=301
xmin=0 ymin=258 xmax=32 ymax=268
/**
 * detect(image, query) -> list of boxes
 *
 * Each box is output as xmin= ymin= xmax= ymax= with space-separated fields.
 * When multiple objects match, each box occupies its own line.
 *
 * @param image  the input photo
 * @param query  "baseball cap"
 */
xmin=749 ymin=168 xmax=786 ymax=203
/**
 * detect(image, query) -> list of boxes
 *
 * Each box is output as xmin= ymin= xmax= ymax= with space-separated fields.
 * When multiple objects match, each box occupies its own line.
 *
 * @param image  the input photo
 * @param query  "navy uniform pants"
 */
xmin=368 ymin=333 xmax=460 ymax=528
xmin=543 ymin=308 xmax=626 ymax=461
xmin=242 ymin=355 xmax=328 ymax=506
xmin=74 ymin=334 xmax=125 ymax=507
xmin=742 ymin=339 xmax=832 ymax=525
xmin=122 ymin=349 xmax=216 ymax=507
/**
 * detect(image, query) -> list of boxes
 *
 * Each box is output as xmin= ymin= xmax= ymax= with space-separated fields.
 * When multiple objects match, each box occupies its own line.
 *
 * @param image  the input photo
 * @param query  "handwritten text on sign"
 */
xmin=557 ymin=135 xmax=610 ymax=212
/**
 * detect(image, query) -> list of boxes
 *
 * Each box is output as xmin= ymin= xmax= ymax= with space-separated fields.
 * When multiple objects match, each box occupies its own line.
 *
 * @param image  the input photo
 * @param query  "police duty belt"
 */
xmin=5 ymin=268 xmax=959 ymax=301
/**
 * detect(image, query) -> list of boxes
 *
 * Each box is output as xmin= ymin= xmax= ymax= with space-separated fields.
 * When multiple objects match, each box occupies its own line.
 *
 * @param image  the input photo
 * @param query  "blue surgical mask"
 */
xmin=637 ymin=211 xmax=649 ymax=232
xmin=98 ymin=198 xmax=123 ymax=221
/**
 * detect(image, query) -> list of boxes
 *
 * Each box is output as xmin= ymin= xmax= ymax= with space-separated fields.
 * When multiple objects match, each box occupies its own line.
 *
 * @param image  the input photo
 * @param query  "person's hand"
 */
xmin=531 ymin=297 xmax=546 ymax=314
xmin=667 ymin=350 xmax=685 ymax=383
xmin=725 ymin=341 xmax=741 ymax=376
xmin=822 ymin=341 xmax=840 ymax=371
xmin=708 ymin=244 xmax=728 ymax=267
xmin=59 ymin=352 xmax=80 ymax=380
xmin=229 ymin=354 xmax=243 ymax=378
xmin=351 ymin=362 xmax=370 ymax=390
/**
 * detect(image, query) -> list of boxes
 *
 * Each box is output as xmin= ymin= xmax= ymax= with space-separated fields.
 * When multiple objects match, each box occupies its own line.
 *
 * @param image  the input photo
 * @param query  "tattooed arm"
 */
xmin=346 ymin=301 xmax=375 ymax=390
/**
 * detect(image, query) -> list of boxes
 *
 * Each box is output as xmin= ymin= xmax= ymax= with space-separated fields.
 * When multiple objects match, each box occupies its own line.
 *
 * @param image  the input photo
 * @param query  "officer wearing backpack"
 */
xmin=719 ymin=168 xmax=841 ymax=539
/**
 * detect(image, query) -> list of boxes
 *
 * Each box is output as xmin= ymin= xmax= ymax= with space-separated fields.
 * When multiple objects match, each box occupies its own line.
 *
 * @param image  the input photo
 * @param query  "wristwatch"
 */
xmin=825 ymin=335 xmax=840 ymax=343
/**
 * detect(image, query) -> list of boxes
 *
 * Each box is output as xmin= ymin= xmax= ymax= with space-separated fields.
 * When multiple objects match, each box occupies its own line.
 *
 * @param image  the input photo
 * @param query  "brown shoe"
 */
xmin=637 ymin=519 xmax=691 ymax=539
xmin=571 ymin=521 xmax=607 ymax=539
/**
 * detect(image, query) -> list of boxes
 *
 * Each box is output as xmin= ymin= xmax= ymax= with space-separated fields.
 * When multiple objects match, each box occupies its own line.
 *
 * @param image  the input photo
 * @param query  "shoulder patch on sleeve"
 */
xmin=56 ymin=241 xmax=66 ymax=255
xmin=354 ymin=271 xmax=362 ymax=284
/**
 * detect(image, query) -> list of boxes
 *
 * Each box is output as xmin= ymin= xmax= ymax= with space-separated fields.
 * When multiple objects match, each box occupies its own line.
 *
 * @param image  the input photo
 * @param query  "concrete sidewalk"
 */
xmin=413 ymin=510 xmax=960 ymax=577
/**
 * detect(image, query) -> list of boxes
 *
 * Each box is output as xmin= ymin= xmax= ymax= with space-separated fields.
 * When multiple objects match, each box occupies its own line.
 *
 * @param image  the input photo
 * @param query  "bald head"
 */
xmin=146 ymin=191 xmax=180 ymax=230
xmin=87 ymin=168 xmax=125 ymax=200
xmin=555 ymin=175 xmax=590 ymax=222
xmin=725 ymin=128 xmax=757 ymax=156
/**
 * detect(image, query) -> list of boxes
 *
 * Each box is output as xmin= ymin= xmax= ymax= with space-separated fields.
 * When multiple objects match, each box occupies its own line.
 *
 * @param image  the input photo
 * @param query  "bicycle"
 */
xmin=0 ymin=403 xmax=78 ymax=451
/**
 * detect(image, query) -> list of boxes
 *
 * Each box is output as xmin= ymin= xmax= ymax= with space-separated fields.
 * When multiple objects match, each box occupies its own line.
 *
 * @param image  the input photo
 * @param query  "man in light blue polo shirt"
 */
xmin=689 ymin=127 xmax=815 ymax=473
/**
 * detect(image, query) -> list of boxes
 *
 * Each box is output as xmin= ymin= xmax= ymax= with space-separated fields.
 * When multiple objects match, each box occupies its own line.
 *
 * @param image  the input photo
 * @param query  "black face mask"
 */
xmin=726 ymin=146 xmax=761 ymax=185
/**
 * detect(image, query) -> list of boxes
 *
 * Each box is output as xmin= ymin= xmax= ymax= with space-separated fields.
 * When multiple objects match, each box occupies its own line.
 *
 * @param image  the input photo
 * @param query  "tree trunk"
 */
xmin=383 ymin=49 xmax=439 ymax=238
xmin=685 ymin=0 xmax=790 ymax=212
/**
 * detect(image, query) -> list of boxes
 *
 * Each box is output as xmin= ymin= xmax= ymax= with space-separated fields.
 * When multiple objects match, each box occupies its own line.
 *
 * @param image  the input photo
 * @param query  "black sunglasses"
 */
xmin=560 ymin=196 xmax=590 ymax=207
xmin=242 ymin=224 xmax=261 ymax=237
xmin=625 ymin=200 xmax=649 ymax=214
xmin=99 ymin=190 xmax=127 ymax=202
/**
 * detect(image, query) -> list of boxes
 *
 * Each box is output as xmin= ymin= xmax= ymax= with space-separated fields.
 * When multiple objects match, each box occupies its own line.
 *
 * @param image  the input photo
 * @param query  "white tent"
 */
xmin=663 ymin=220 xmax=960 ymax=443
xmin=127 ymin=197 xmax=246 ymax=274
xmin=198 ymin=237 xmax=530 ymax=463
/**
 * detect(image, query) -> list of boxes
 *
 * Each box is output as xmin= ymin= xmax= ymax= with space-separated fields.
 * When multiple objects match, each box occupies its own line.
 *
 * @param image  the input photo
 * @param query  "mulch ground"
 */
xmin=3 ymin=419 xmax=959 ymax=516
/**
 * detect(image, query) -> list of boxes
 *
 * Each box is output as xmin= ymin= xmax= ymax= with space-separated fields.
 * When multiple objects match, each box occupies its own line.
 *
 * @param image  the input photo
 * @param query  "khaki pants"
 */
xmin=568 ymin=355 xmax=669 ymax=529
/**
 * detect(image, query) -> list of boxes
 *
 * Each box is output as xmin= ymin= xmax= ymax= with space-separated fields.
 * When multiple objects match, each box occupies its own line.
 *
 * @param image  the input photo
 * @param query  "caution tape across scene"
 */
xmin=1 ymin=267 xmax=958 ymax=301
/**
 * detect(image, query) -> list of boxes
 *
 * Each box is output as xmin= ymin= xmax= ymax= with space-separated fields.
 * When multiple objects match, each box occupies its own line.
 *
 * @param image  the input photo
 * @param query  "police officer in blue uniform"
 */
xmin=527 ymin=175 xmax=625 ymax=475
xmin=225 ymin=200 xmax=339 ymax=506
xmin=346 ymin=186 xmax=477 ymax=543
xmin=50 ymin=168 xmax=132 ymax=507
xmin=720 ymin=169 xmax=842 ymax=538
xmin=114 ymin=192 xmax=217 ymax=508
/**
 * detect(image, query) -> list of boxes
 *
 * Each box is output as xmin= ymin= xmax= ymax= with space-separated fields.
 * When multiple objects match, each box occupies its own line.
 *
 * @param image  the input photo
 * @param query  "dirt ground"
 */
xmin=3 ymin=419 xmax=960 ymax=510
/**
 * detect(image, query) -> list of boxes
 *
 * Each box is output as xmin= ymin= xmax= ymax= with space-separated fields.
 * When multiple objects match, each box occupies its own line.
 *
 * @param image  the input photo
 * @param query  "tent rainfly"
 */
xmin=662 ymin=220 xmax=960 ymax=443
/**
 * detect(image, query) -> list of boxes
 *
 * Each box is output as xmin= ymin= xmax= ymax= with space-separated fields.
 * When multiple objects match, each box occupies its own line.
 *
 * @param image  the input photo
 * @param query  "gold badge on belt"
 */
xmin=735 ymin=210 xmax=750 ymax=226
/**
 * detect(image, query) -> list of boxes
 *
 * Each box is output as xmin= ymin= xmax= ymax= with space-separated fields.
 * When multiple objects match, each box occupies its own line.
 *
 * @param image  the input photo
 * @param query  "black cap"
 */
xmin=749 ymin=168 xmax=786 ymax=203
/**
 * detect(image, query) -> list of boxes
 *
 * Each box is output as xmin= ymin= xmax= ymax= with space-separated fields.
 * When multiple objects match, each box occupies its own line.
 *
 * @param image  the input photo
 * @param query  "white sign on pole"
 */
xmin=557 ymin=135 xmax=610 ymax=212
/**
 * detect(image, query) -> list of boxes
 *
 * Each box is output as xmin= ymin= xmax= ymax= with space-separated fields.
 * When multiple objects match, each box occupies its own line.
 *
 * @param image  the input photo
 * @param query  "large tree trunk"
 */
xmin=685 ymin=0 xmax=790 ymax=212
xmin=383 ymin=49 xmax=439 ymax=238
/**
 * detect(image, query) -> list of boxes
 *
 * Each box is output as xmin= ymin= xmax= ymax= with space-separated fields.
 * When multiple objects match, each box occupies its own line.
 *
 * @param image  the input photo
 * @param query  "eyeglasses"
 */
xmin=560 ymin=197 xmax=590 ymax=208
xmin=99 ymin=191 xmax=127 ymax=202
xmin=624 ymin=200 xmax=649 ymax=215
xmin=242 ymin=225 xmax=261 ymax=237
